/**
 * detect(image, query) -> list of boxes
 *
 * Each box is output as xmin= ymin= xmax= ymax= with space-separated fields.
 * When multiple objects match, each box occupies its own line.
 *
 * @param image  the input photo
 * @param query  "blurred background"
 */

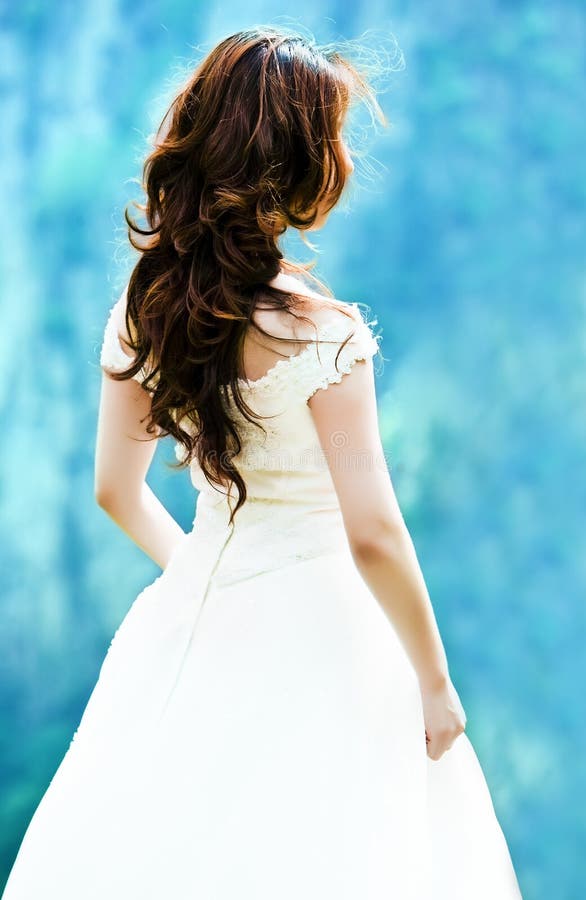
xmin=1 ymin=2 xmax=584 ymax=897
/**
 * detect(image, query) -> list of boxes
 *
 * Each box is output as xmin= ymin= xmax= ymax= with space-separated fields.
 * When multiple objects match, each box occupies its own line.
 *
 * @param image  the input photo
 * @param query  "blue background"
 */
xmin=1 ymin=3 xmax=584 ymax=898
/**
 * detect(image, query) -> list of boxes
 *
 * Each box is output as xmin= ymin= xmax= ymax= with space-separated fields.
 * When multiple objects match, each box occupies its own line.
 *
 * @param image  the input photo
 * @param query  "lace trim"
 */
xmin=100 ymin=300 xmax=156 ymax=390
xmin=230 ymin=302 xmax=382 ymax=399
xmin=172 ymin=304 xmax=383 ymax=466
xmin=100 ymin=301 xmax=136 ymax=374
xmin=293 ymin=308 xmax=382 ymax=403
xmin=303 ymin=328 xmax=381 ymax=401
xmin=101 ymin=298 xmax=381 ymax=401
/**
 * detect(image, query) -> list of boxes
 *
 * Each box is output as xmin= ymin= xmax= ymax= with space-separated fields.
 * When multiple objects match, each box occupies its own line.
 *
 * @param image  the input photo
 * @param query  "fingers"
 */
xmin=425 ymin=722 xmax=466 ymax=761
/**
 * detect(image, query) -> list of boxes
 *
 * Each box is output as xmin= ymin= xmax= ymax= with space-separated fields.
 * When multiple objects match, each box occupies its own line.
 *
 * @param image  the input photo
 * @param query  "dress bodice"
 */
xmin=100 ymin=290 xmax=382 ymax=503
xmin=99 ymin=290 xmax=383 ymax=582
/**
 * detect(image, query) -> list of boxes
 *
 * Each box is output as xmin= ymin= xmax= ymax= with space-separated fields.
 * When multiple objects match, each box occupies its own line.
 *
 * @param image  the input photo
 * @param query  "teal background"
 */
xmin=1 ymin=3 xmax=584 ymax=898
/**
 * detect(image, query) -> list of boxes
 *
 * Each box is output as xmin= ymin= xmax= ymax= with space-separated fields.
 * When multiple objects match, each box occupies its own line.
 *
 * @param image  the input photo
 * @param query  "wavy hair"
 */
xmin=109 ymin=26 xmax=385 ymax=521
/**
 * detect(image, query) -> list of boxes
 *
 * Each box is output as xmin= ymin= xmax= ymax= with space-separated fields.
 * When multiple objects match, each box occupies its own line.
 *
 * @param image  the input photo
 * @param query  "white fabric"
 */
xmin=2 ymin=294 xmax=523 ymax=899
xmin=99 ymin=287 xmax=154 ymax=387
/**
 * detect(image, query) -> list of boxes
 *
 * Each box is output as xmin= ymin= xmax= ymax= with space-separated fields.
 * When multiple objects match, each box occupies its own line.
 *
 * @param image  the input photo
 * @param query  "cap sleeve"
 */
xmin=293 ymin=303 xmax=382 ymax=403
xmin=100 ymin=286 xmax=155 ymax=390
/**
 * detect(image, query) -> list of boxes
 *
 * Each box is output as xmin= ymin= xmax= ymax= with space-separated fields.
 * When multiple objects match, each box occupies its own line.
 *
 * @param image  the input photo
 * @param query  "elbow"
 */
xmin=95 ymin=486 xmax=112 ymax=512
xmin=94 ymin=483 xmax=120 ymax=514
xmin=348 ymin=518 xmax=406 ymax=567
xmin=95 ymin=480 xmax=140 ymax=516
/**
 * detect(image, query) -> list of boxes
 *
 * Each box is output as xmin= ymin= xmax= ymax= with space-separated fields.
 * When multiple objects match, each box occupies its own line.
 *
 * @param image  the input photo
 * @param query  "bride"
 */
xmin=2 ymin=26 xmax=523 ymax=900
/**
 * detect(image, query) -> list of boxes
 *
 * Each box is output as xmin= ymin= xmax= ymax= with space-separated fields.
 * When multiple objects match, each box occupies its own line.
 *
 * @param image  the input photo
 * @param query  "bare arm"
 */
xmin=308 ymin=356 xmax=450 ymax=691
xmin=95 ymin=295 xmax=186 ymax=570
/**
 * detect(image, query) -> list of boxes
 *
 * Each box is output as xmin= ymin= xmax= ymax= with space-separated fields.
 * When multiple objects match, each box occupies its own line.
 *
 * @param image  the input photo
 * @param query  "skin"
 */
xmin=96 ymin=133 xmax=467 ymax=762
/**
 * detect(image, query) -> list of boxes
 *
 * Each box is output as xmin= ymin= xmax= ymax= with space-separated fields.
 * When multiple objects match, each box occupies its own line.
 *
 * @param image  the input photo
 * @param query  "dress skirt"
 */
xmin=2 ymin=492 xmax=523 ymax=899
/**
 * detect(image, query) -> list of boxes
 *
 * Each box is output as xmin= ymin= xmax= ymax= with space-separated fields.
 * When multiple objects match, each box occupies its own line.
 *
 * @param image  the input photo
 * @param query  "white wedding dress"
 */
xmin=2 ymin=295 xmax=523 ymax=899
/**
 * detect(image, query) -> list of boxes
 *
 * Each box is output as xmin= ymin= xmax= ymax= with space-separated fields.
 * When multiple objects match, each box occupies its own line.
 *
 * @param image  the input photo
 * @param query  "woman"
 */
xmin=2 ymin=26 xmax=523 ymax=899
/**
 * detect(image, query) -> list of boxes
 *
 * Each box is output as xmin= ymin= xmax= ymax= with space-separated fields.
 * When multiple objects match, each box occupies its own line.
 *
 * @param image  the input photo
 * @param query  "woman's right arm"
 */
xmin=308 ymin=351 xmax=467 ymax=760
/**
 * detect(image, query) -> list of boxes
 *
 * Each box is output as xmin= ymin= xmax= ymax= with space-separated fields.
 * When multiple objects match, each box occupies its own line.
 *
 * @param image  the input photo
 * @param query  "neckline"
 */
xmin=235 ymin=343 xmax=314 ymax=390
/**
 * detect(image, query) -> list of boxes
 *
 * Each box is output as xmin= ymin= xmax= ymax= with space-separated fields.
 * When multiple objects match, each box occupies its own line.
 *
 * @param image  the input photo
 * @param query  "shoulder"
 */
xmin=100 ymin=284 xmax=151 ymax=387
xmin=107 ymin=285 xmax=138 ymax=356
xmin=252 ymin=289 xmax=365 ymax=346
xmin=279 ymin=299 xmax=381 ymax=403
xmin=291 ymin=294 xmax=376 ymax=347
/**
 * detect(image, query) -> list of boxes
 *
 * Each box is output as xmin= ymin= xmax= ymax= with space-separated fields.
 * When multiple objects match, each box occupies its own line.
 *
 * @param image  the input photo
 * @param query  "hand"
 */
xmin=420 ymin=677 xmax=467 ymax=761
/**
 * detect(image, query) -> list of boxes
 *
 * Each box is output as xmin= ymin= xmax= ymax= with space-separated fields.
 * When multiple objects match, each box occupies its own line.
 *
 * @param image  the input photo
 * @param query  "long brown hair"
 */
xmin=109 ymin=26 xmax=385 ymax=518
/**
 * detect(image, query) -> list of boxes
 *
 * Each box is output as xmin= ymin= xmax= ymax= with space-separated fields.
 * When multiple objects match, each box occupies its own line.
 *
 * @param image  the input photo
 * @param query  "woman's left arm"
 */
xmin=95 ymin=298 xmax=186 ymax=570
